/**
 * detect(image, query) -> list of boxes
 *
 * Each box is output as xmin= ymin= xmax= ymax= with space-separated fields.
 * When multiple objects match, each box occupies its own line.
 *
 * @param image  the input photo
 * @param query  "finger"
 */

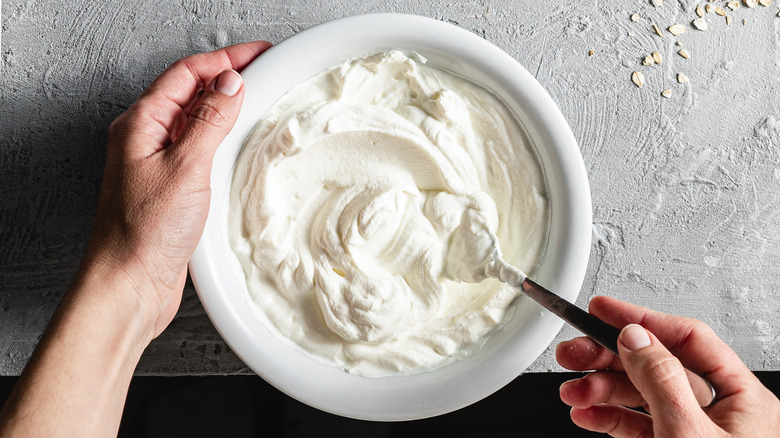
xmin=560 ymin=371 xmax=646 ymax=409
xmin=142 ymin=41 xmax=272 ymax=108
xmin=570 ymin=405 xmax=654 ymax=438
xmin=166 ymin=69 xmax=244 ymax=163
xmin=108 ymin=42 xmax=272 ymax=160
xmin=590 ymin=296 xmax=754 ymax=399
xmin=107 ymin=102 xmax=173 ymax=160
xmin=618 ymin=324 xmax=710 ymax=431
xmin=556 ymin=336 xmax=624 ymax=372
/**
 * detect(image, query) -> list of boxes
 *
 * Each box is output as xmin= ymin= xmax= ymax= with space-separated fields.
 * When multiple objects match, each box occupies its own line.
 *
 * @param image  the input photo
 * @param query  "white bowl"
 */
xmin=190 ymin=13 xmax=591 ymax=421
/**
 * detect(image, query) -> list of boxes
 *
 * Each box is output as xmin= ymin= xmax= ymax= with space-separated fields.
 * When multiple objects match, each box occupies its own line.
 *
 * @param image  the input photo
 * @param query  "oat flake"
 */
xmin=693 ymin=17 xmax=709 ymax=30
xmin=668 ymin=24 xmax=686 ymax=35
xmin=632 ymin=71 xmax=645 ymax=87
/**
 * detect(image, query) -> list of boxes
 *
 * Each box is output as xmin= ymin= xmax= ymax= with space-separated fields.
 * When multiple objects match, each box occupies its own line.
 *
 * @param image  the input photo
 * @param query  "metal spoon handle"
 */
xmin=521 ymin=278 xmax=716 ymax=408
xmin=522 ymin=278 xmax=621 ymax=355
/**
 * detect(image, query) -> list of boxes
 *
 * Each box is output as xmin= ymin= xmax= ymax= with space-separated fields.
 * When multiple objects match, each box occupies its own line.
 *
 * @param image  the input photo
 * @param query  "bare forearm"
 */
xmin=0 ymin=264 xmax=155 ymax=437
xmin=0 ymin=43 xmax=268 ymax=437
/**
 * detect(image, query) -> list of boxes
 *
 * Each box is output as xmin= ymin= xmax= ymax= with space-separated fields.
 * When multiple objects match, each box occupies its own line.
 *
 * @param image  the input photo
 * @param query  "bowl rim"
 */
xmin=190 ymin=13 xmax=592 ymax=421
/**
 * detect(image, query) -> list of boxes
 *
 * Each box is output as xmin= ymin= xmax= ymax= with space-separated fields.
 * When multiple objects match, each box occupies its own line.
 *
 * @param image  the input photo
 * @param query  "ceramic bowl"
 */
xmin=189 ymin=13 xmax=591 ymax=421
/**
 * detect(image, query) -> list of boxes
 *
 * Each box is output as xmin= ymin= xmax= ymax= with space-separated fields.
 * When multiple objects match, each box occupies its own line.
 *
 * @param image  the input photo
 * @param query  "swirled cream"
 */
xmin=229 ymin=50 xmax=548 ymax=377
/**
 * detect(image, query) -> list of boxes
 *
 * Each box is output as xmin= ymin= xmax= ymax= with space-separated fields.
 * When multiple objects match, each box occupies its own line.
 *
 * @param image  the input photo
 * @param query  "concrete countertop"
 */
xmin=1 ymin=0 xmax=779 ymax=376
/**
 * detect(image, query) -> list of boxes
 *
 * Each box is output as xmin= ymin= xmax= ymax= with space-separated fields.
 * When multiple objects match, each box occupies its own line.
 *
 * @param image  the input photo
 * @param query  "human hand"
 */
xmin=556 ymin=296 xmax=780 ymax=437
xmin=0 ymin=42 xmax=275 ymax=438
xmin=82 ymin=41 xmax=272 ymax=337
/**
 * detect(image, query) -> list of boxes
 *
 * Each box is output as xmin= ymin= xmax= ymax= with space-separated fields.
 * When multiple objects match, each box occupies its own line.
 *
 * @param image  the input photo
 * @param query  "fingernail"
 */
xmin=213 ymin=69 xmax=242 ymax=96
xmin=621 ymin=324 xmax=651 ymax=351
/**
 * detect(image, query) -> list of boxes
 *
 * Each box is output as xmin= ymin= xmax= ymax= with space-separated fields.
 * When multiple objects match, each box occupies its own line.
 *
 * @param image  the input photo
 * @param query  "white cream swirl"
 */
xmin=229 ymin=50 xmax=548 ymax=377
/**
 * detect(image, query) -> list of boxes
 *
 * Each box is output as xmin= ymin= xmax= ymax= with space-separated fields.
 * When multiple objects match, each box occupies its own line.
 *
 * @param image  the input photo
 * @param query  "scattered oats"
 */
xmin=693 ymin=17 xmax=709 ymax=30
xmin=759 ymin=0 xmax=772 ymax=6
xmin=715 ymin=6 xmax=727 ymax=15
xmin=653 ymin=24 xmax=664 ymax=36
xmin=678 ymin=49 xmax=691 ymax=58
xmin=661 ymin=89 xmax=672 ymax=98
xmin=589 ymin=49 xmax=594 ymax=56
xmin=629 ymin=31 xmax=637 ymax=37
xmin=727 ymin=1 xmax=739 ymax=9
xmin=677 ymin=72 xmax=689 ymax=83
xmin=652 ymin=51 xmax=663 ymax=64
xmin=696 ymin=4 xmax=706 ymax=16
xmin=652 ymin=0 xmax=663 ymax=6
xmin=676 ymin=40 xmax=684 ymax=46
xmin=706 ymin=3 xmax=714 ymax=12
xmin=475 ymin=13 xmax=480 ymax=18
xmin=668 ymin=24 xmax=686 ymax=35
xmin=631 ymin=71 xmax=645 ymax=87
xmin=631 ymin=13 xmax=640 ymax=22
xmin=743 ymin=18 xmax=747 ymax=24
xmin=643 ymin=55 xmax=655 ymax=65
xmin=744 ymin=0 xmax=758 ymax=7
xmin=726 ymin=15 xmax=733 ymax=25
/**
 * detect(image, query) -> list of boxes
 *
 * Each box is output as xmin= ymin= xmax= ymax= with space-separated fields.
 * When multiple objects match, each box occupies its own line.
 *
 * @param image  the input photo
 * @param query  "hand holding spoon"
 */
xmin=490 ymin=258 xmax=716 ymax=408
xmin=449 ymin=203 xmax=715 ymax=408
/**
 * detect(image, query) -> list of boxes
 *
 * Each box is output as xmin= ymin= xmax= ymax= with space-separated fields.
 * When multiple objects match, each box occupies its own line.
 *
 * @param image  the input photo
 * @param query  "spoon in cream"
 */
xmin=447 ymin=199 xmax=716 ymax=408
xmin=489 ymin=259 xmax=716 ymax=408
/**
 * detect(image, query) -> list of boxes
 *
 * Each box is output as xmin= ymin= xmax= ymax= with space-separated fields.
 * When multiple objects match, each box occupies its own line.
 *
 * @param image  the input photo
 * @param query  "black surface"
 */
xmin=117 ymin=373 xmax=603 ymax=437
xmin=2 ymin=372 xmax=779 ymax=437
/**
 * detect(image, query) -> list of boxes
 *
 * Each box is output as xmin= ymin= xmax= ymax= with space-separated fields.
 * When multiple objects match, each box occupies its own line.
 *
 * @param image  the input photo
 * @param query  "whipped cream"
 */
xmin=229 ymin=50 xmax=548 ymax=377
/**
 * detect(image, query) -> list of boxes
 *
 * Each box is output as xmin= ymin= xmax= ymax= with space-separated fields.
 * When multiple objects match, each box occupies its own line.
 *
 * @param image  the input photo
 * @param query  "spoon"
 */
xmin=491 ymin=259 xmax=716 ymax=408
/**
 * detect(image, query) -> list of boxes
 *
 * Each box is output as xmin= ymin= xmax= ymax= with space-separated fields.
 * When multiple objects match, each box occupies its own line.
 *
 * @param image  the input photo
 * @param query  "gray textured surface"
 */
xmin=1 ymin=0 xmax=779 ymax=376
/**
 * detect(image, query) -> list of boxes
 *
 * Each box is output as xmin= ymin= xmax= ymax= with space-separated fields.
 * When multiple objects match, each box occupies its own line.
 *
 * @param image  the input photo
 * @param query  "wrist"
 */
xmin=0 ymin=255 xmax=160 ymax=437
xmin=68 ymin=254 xmax=160 ymax=354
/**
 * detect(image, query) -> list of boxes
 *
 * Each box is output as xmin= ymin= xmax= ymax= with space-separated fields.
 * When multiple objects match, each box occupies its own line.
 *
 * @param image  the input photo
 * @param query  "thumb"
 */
xmin=170 ymin=69 xmax=244 ymax=160
xmin=619 ymin=324 xmax=708 ymax=430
